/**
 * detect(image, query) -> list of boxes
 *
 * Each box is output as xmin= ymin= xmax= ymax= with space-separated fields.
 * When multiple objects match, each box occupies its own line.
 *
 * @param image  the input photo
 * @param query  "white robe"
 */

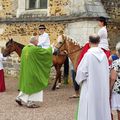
xmin=16 ymin=91 xmax=43 ymax=103
xmin=38 ymin=32 xmax=50 ymax=48
xmin=98 ymin=26 xmax=109 ymax=50
xmin=76 ymin=47 xmax=111 ymax=120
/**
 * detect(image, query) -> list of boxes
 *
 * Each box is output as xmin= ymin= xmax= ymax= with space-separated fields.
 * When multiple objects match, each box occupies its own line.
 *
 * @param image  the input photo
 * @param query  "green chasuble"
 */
xmin=19 ymin=45 xmax=52 ymax=95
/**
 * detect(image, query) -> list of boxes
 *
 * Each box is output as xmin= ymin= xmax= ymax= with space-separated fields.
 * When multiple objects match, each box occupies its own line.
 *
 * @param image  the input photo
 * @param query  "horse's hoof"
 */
xmin=56 ymin=86 xmax=60 ymax=89
xmin=56 ymin=85 xmax=60 ymax=89
xmin=56 ymin=83 xmax=61 ymax=89
xmin=52 ymin=87 xmax=56 ymax=91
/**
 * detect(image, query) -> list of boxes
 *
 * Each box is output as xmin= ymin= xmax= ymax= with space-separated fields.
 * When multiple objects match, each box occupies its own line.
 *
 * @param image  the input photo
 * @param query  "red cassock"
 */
xmin=0 ymin=69 xmax=5 ymax=92
xmin=76 ymin=42 xmax=111 ymax=69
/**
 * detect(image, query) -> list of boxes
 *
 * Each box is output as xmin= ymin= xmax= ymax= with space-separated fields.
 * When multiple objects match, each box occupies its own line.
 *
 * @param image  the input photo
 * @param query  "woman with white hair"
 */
xmin=110 ymin=42 xmax=120 ymax=120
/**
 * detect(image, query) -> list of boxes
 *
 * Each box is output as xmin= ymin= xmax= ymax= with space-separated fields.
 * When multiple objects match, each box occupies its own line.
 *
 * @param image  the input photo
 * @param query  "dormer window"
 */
xmin=26 ymin=0 xmax=48 ymax=10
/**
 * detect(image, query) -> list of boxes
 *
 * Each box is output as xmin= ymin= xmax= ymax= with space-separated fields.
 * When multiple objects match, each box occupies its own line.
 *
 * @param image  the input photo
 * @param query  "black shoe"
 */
xmin=15 ymin=98 xmax=22 ymax=106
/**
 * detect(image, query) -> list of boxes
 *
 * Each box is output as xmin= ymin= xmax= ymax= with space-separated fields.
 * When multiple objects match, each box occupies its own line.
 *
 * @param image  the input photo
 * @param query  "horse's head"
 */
xmin=3 ymin=39 xmax=16 ymax=57
xmin=52 ymin=34 xmax=67 ymax=55
xmin=56 ymin=34 xmax=82 ymax=55
xmin=55 ymin=34 xmax=66 ymax=49
xmin=56 ymin=34 xmax=82 ymax=70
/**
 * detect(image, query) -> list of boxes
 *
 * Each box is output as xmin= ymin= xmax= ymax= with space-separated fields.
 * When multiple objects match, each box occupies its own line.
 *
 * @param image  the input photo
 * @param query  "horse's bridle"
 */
xmin=54 ymin=39 xmax=65 ymax=50
xmin=66 ymin=48 xmax=82 ymax=55
xmin=55 ymin=35 xmax=82 ymax=55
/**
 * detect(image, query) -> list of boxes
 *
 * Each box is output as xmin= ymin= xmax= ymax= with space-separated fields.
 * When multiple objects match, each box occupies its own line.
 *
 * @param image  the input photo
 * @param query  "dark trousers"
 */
xmin=71 ymin=70 xmax=79 ymax=91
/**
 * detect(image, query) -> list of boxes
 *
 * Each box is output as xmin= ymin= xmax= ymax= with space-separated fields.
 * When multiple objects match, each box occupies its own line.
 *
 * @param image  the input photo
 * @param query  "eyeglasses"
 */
xmin=39 ymin=28 xmax=45 ymax=30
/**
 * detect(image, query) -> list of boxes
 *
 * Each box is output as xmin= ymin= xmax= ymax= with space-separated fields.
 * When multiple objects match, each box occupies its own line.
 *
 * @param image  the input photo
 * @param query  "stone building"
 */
xmin=101 ymin=0 xmax=120 ymax=49
xmin=0 ymin=0 xmax=119 ymax=76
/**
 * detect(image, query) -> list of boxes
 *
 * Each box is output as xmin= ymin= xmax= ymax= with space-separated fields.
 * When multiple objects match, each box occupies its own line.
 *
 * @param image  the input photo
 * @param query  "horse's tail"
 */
xmin=63 ymin=56 xmax=69 ymax=84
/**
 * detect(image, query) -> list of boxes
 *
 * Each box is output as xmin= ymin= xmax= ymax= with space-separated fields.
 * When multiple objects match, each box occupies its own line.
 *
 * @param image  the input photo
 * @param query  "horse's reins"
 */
xmin=60 ymin=47 xmax=82 ymax=55
xmin=66 ymin=47 xmax=82 ymax=55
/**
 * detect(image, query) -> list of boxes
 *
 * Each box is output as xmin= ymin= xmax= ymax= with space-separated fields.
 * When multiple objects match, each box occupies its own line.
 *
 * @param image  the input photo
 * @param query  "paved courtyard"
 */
xmin=0 ymin=76 xmax=78 ymax=120
xmin=0 ymin=76 xmax=117 ymax=120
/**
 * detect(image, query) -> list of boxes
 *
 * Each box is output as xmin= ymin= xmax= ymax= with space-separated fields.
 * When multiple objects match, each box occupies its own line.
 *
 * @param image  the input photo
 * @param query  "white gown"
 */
xmin=76 ymin=47 xmax=111 ymax=120
xmin=98 ymin=26 xmax=109 ymax=50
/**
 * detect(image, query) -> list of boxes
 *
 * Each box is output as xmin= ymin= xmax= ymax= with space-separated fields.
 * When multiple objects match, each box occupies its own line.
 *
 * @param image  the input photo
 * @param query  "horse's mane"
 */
xmin=15 ymin=41 xmax=25 ymax=48
xmin=63 ymin=34 xmax=80 ymax=46
xmin=6 ymin=39 xmax=24 ymax=49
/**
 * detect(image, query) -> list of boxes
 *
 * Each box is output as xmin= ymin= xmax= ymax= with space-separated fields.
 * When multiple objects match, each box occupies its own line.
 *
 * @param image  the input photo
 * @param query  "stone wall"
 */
xmin=0 ymin=22 xmax=65 ymax=44
xmin=0 ymin=0 xmax=72 ymax=18
xmin=107 ymin=23 xmax=120 ymax=50
xmin=49 ymin=0 xmax=70 ymax=16
xmin=0 ymin=0 xmax=120 ymax=76
xmin=101 ymin=0 xmax=120 ymax=49
xmin=65 ymin=21 xmax=99 ymax=46
xmin=0 ymin=22 xmax=65 ymax=76
xmin=3 ymin=53 xmax=20 ymax=77
xmin=0 ymin=0 xmax=17 ymax=18
xmin=101 ymin=0 xmax=120 ymax=21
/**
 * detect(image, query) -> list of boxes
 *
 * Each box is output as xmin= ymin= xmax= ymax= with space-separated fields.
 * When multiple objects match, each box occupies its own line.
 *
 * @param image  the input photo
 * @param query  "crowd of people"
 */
xmin=0 ymin=16 xmax=120 ymax=120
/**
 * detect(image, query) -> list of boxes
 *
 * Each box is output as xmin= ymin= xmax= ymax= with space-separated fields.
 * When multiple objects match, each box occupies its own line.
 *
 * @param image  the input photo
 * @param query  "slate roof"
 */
xmin=85 ymin=1 xmax=109 ymax=18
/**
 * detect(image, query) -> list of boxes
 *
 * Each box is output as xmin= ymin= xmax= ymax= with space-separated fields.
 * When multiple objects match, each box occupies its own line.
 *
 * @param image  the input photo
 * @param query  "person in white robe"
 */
xmin=76 ymin=34 xmax=111 ymax=120
xmin=38 ymin=25 xmax=50 ymax=48
xmin=98 ymin=16 xmax=109 ymax=51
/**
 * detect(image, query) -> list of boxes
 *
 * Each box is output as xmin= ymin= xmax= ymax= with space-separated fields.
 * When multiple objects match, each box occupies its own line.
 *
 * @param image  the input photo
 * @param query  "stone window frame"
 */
xmin=25 ymin=0 xmax=48 ymax=10
xmin=16 ymin=0 xmax=49 ymax=18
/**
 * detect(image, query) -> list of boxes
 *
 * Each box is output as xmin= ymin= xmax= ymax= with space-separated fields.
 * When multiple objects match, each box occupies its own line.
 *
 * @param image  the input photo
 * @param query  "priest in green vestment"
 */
xmin=16 ymin=35 xmax=52 ymax=108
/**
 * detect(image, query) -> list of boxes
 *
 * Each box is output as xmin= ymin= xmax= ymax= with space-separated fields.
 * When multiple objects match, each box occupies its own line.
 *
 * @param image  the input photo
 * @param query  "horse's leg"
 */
xmin=56 ymin=69 xmax=61 ymax=89
xmin=52 ymin=65 xmax=60 ymax=90
xmin=52 ymin=66 xmax=58 ymax=90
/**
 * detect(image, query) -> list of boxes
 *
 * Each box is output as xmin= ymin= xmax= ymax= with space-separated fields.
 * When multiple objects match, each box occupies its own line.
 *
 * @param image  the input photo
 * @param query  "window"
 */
xmin=26 ymin=0 xmax=48 ymax=10
xmin=17 ymin=0 xmax=48 ymax=17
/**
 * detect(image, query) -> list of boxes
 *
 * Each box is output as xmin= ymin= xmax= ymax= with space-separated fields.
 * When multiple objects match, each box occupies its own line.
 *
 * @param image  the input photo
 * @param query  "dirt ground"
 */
xmin=0 ymin=76 xmax=117 ymax=120
xmin=0 ymin=76 xmax=78 ymax=120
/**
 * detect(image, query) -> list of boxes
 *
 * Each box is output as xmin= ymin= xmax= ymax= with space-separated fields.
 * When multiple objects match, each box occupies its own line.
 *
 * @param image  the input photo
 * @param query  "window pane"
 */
xmin=39 ymin=0 xmax=47 ymax=9
xmin=25 ymin=0 xmax=29 ymax=9
xmin=29 ymin=0 xmax=37 ymax=9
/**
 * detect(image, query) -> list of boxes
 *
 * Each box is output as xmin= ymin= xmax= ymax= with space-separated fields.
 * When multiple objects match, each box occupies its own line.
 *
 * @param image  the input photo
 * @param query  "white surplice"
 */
xmin=76 ymin=47 xmax=111 ymax=120
xmin=16 ymin=91 xmax=43 ymax=103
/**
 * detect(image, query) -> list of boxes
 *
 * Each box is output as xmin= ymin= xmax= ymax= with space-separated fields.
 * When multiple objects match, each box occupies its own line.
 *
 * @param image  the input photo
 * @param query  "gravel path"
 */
xmin=0 ymin=76 xmax=78 ymax=120
xmin=0 ymin=76 xmax=117 ymax=120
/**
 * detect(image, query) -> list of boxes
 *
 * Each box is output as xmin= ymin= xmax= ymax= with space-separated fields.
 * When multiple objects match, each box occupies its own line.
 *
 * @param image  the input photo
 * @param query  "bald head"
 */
xmin=89 ymin=34 xmax=100 ymax=44
xmin=29 ymin=36 xmax=38 ymax=46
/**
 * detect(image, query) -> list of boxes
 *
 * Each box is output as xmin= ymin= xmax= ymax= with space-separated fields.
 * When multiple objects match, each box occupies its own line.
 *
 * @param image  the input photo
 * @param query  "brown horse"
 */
xmin=55 ymin=34 xmax=82 ymax=71
xmin=3 ymin=38 xmax=68 ymax=90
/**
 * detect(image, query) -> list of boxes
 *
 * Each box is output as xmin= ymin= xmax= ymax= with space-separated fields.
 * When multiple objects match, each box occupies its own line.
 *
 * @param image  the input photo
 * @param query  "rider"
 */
xmin=38 ymin=25 xmax=58 ymax=54
xmin=38 ymin=25 xmax=50 ymax=48
xmin=76 ymin=16 xmax=110 ymax=69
